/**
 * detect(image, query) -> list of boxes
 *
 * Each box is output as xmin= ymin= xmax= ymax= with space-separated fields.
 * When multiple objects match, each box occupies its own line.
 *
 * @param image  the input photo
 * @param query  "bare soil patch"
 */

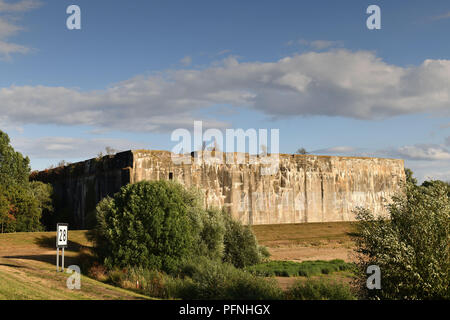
xmin=252 ymin=222 xmax=357 ymax=262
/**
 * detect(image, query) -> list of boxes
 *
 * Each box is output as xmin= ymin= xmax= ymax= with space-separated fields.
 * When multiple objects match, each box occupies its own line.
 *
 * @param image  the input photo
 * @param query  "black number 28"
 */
xmin=59 ymin=229 xmax=66 ymax=242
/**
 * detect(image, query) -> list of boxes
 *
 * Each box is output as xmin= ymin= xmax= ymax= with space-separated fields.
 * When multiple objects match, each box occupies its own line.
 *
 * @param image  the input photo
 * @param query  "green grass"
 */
xmin=0 ymin=223 xmax=358 ymax=300
xmin=246 ymin=259 xmax=355 ymax=277
xmin=0 ymin=231 xmax=153 ymax=300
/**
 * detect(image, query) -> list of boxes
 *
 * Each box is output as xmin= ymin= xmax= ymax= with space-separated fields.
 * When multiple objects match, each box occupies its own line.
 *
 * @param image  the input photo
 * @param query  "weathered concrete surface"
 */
xmin=31 ymin=152 xmax=133 ymax=228
xmin=33 ymin=150 xmax=405 ymax=229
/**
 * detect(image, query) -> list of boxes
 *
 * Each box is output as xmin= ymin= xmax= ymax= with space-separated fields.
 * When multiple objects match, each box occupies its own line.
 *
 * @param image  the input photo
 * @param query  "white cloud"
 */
xmin=312 ymin=146 xmax=359 ymax=154
xmin=431 ymin=11 xmax=450 ymax=21
xmin=11 ymin=136 xmax=146 ymax=160
xmin=402 ymin=159 xmax=450 ymax=183
xmin=0 ymin=0 xmax=40 ymax=12
xmin=180 ymin=56 xmax=192 ymax=66
xmin=0 ymin=40 xmax=29 ymax=55
xmin=296 ymin=39 xmax=343 ymax=50
xmin=0 ymin=17 xmax=21 ymax=38
xmin=1 ymin=49 xmax=450 ymax=131
xmin=311 ymin=143 xmax=450 ymax=183
xmin=0 ymin=0 xmax=41 ymax=59
xmin=445 ymin=136 xmax=450 ymax=146
xmin=395 ymin=144 xmax=450 ymax=161
xmin=309 ymin=40 xmax=343 ymax=50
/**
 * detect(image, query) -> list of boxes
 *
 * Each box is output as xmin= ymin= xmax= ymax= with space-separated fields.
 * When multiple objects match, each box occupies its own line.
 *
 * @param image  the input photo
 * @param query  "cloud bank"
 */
xmin=1 ymin=49 xmax=449 ymax=132
xmin=11 ymin=136 xmax=146 ymax=160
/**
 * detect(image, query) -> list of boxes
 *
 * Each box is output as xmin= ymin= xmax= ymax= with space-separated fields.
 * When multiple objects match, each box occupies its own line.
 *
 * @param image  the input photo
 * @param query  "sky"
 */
xmin=0 ymin=0 xmax=449 ymax=182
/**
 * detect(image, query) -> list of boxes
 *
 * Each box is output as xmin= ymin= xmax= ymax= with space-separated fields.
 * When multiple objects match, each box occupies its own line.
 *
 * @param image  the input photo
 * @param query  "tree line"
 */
xmin=0 ymin=130 xmax=53 ymax=233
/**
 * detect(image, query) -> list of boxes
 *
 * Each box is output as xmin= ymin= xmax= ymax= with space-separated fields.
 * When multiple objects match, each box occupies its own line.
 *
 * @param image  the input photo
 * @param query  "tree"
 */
xmin=0 ymin=131 xmax=30 ymax=187
xmin=404 ymin=168 xmax=417 ymax=185
xmin=91 ymin=180 xmax=197 ymax=273
xmin=296 ymin=148 xmax=308 ymax=155
xmin=0 ymin=130 xmax=53 ymax=232
xmin=354 ymin=177 xmax=450 ymax=299
xmin=0 ymin=189 xmax=11 ymax=233
xmin=105 ymin=146 xmax=117 ymax=155
xmin=91 ymin=180 xmax=267 ymax=272
xmin=57 ymin=160 xmax=71 ymax=168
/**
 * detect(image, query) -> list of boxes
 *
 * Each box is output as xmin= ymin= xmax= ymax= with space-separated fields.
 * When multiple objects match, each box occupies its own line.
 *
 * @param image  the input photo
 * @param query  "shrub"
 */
xmin=91 ymin=180 xmax=197 ymax=273
xmin=91 ymin=181 xmax=266 ymax=273
xmin=247 ymin=259 xmax=354 ymax=277
xmin=190 ymin=207 xmax=226 ymax=261
xmin=117 ymin=267 xmax=169 ymax=298
xmin=223 ymin=213 xmax=264 ymax=268
xmin=175 ymin=258 xmax=283 ymax=300
xmin=88 ymin=262 xmax=108 ymax=282
xmin=286 ymin=279 xmax=356 ymax=300
xmin=101 ymin=258 xmax=283 ymax=300
xmin=354 ymin=179 xmax=450 ymax=300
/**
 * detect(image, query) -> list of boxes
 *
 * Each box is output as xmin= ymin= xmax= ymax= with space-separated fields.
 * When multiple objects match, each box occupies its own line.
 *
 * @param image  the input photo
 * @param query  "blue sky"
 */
xmin=1 ymin=0 xmax=450 ymax=182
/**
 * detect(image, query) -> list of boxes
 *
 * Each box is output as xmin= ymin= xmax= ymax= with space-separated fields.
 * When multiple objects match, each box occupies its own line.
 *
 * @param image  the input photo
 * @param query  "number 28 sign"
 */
xmin=56 ymin=223 xmax=68 ymax=248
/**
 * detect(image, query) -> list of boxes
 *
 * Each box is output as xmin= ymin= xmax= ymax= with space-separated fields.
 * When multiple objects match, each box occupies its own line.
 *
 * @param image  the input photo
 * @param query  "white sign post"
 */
xmin=56 ymin=223 xmax=68 ymax=272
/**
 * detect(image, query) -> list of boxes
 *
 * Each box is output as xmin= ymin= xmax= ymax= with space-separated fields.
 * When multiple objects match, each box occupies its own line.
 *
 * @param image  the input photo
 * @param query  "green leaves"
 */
xmin=354 ymin=178 xmax=450 ymax=300
xmin=0 ymin=130 xmax=53 ymax=233
xmin=92 ymin=180 xmax=197 ymax=273
xmin=91 ymin=180 xmax=267 ymax=274
xmin=0 ymin=130 xmax=30 ymax=188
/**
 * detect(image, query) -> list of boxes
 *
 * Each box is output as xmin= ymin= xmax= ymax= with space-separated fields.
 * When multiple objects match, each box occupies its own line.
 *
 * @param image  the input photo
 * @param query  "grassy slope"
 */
xmin=0 ymin=221 xmax=356 ymax=299
xmin=0 ymin=231 xmax=152 ymax=300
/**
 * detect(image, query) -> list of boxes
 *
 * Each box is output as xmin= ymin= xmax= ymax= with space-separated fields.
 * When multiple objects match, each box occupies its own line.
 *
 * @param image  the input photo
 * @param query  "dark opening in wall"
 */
xmin=169 ymin=172 xmax=173 ymax=180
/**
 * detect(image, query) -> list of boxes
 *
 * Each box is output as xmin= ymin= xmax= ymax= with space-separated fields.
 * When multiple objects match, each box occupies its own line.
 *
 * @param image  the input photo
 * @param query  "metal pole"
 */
xmin=62 ymin=247 xmax=65 ymax=272
xmin=56 ymin=248 xmax=59 ymax=272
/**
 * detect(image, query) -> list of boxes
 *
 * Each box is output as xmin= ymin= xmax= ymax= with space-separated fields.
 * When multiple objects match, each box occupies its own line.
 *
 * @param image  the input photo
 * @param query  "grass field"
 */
xmin=0 ymin=231 xmax=151 ymax=300
xmin=0 ymin=221 xmax=356 ymax=299
xmin=246 ymin=259 xmax=354 ymax=277
xmin=252 ymin=221 xmax=357 ymax=262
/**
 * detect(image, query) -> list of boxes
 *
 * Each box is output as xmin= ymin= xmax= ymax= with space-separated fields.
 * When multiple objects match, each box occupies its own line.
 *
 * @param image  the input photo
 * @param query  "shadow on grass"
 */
xmin=33 ymin=235 xmax=90 ymax=253
xmin=0 ymin=263 xmax=28 ymax=269
xmin=1 ymin=235 xmax=97 ymax=270
xmin=3 ymin=254 xmax=81 ymax=266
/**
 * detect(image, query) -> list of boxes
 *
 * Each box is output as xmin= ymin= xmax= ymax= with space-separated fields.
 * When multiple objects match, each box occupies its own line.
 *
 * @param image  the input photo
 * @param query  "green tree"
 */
xmin=223 ymin=212 xmax=265 ymax=268
xmin=0 ymin=189 xmax=11 ymax=233
xmin=354 ymin=178 xmax=450 ymax=299
xmin=92 ymin=180 xmax=197 ymax=273
xmin=0 ymin=131 xmax=30 ymax=187
xmin=91 ymin=180 xmax=267 ymax=272
xmin=295 ymin=148 xmax=308 ymax=155
xmin=404 ymin=168 xmax=417 ymax=185
xmin=0 ymin=130 xmax=53 ymax=232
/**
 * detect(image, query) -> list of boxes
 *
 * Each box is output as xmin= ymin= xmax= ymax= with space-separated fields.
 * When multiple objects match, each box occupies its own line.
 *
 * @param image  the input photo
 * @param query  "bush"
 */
xmin=247 ymin=259 xmax=354 ymax=277
xmin=190 ymin=207 xmax=226 ymax=261
xmin=101 ymin=258 xmax=283 ymax=300
xmin=91 ymin=181 xmax=267 ymax=273
xmin=174 ymin=258 xmax=283 ymax=300
xmin=286 ymin=279 xmax=356 ymax=300
xmin=108 ymin=267 xmax=169 ymax=298
xmin=223 ymin=213 xmax=265 ymax=268
xmin=354 ymin=179 xmax=450 ymax=300
xmin=91 ymin=180 xmax=197 ymax=273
